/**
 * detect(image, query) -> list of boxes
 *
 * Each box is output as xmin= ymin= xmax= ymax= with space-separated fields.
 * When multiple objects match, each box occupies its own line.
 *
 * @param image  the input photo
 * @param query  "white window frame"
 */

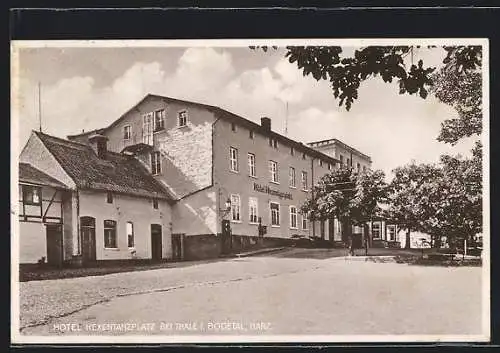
xmin=104 ymin=220 xmax=117 ymax=249
xmin=123 ymin=125 xmax=132 ymax=140
xmin=301 ymin=171 xmax=308 ymax=191
xmin=388 ymin=225 xmax=396 ymax=241
xmin=178 ymin=109 xmax=188 ymax=127
xmin=270 ymin=201 xmax=280 ymax=227
xmin=289 ymin=205 xmax=298 ymax=229
xmin=230 ymin=147 xmax=239 ymax=173
xmin=151 ymin=151 xmax=161 ymax=175
xmin=153 ymin=109 xmax=165 ymax=132
xmin=269 ymin=160 xmax=279 ymax=184
xmin=289 ymin=167 xmax=296 ymax=188
xmin=372 ymin=222 xmax=381 ymax=239
xmin=126 ymin=221 xmax=135 ymax=249
xmin=249 ymin=197 xmax=259 ymax=224
xmin=301 ymin=214 xmax=308 ymax=230
xmin=248 ymin=153 xmax=256 ymax=177
xmin=230 ymin=194 xmax=241 ymax=222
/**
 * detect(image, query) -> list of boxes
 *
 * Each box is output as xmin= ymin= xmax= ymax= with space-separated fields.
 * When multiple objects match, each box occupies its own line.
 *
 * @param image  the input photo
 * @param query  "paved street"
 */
xmin=18 ymin=248 xmax=483 ymax=337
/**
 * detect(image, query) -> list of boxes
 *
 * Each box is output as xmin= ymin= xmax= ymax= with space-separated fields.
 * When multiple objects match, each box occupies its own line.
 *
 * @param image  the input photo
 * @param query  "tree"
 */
xmin=252 ymin=45 xmax=482 ymax=144
xmin=431 ymin=65 xmax=482 ymax=144
xmin=388 ymin=163 xmax=443 ymax=248
xmin=300 ymin=167 xmax=387 ymax=251
xmin=388 ymin=144 xmax=482 ymax=249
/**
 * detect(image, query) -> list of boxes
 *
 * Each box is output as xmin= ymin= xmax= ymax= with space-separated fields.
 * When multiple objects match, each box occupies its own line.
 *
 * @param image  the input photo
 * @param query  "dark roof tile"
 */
xmin=35 ymin=131 xmax=173 ymax=200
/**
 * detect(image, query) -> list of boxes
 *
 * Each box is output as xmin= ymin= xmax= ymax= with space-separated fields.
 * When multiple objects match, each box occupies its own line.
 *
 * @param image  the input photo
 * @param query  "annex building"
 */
xmin=17 ymin=94 xmax=401 ymax=266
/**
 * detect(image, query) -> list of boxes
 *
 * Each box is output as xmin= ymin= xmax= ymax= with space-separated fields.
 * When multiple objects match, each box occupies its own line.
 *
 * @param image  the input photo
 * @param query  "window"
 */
xmin=249 ymin=130 xmax=254 ymax=139
xmin=388 ymin=225 xmax=396 ymax=241
xmin=104 ymin=220 xmax=117 ymax=248
xmin=372 ymin=222 xmax=381 ymax=239
xmin=123 ymin=125 xmax=131 ymax=140
xmin=363 ymin=165 xmax=367 ymax=172
xmin=301 ymin=214 xmax=308 ymax=230
xmin=273 ymin=139 xmax=278 ymax=149
xmin=302 ymin=153 xmax=306 ymax=160
xmin=318 ymin=159 xmax=323 ymax=167
xmin=106 ymin=191 xmax=113 ymax=204
xmin=291 ymin=147 xmax=294 ymax=156
xmin=357 ymin=162 xmax=361 ymax=172
xmin=289 ymin=167 xmax=296 ymax=188
xmin=127 ymin=222 xmax=135 ymax=248
xmin=153 ymin=109 xmax=165 ymax=131
xmin=22 ymin=185 xmax=41 ymax=205
xmin=178 ymin=110 xmax=188 ymax=127
xmin=328 ymin=163 xmax=332 ymax=171
xmin=269 ymin=160 xmax=279 ymax=183
xmin=231 ymin=194 xmax=241 ymax=222
xmin=347 ymin=158 xmax=351 ymax=167
xmin=301 ymin=171 xmax=308 ymax=191
xmin=340 ymin=155 xmax=344 ymax=165
xmin=151 ymin=151 xmax=161 ymax=175
xmin=270 ymin=202 xmax=280 ymax=226
xmin=289 ymin=206 xmax=298 ymax=229
xmin=142 ymin=113 xmax=153 ymax=145
xmin=249 ymin=197 xmax=258 ymax=224
xmin=248 ymin=153 xmax=256 ymax=177
xmin=152 ymin=198 xmax=159 ymax=209
xmin=231 ymin=122 xmax=237 ymax=132
xmin=269 ymin=137 xmax=273 ymax=146
xmin=230 ymin=147 xmax=239 ymax=172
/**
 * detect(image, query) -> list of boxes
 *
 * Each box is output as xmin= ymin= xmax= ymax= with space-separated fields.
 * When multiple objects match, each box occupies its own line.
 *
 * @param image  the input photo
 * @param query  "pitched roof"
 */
xmin=67 ymin=94 xmax=341 ymax=165
xmin=19 ymin=163 xmax=68 ymax=189
xmin=34 ymin=131 xmax=173 ymax=200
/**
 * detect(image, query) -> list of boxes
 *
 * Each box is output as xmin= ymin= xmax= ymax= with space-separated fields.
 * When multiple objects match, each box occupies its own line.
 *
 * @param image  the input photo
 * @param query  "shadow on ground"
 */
xmin=254 ymin=247 xmax=423 ymax=260
xmin=19 ymin=257 xmax=234 ymax=282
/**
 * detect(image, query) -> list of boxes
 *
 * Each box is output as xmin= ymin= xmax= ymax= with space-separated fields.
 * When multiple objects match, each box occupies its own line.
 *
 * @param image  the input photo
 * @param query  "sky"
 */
xmin=13 ymin=43 xmax=478 ymax=178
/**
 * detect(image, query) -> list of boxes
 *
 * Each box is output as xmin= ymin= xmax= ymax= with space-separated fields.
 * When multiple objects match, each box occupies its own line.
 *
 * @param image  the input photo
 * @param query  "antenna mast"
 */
xmin=284 ymin=101 xmax=289 ymax=136
xmin=38 ymin=81 xmax=42 ymax=132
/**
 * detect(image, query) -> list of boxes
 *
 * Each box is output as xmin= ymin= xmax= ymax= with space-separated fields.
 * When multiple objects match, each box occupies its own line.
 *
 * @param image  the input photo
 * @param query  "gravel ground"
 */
xmin=17 ymin=248 xmax=484 ymax=338
xmin=18 ymin=250 xmax=327 ymax=330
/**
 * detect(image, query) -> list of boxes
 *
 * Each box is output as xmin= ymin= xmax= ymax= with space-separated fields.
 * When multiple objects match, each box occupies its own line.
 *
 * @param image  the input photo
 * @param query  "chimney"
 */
xmin=88 ymin=133 xmax=108 ymax=159
xmin=261 ymin=117 xmax=271 ymax=131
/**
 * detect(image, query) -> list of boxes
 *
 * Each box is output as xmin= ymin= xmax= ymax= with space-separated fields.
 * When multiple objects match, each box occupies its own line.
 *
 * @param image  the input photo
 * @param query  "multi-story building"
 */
xmin=67 ymin=94 xmax=376 ymax=260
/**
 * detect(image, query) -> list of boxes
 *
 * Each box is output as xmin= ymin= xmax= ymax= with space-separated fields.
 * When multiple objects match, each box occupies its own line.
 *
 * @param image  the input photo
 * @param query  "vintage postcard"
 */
xmin=10 ymin=39 xmax=490 ymax=344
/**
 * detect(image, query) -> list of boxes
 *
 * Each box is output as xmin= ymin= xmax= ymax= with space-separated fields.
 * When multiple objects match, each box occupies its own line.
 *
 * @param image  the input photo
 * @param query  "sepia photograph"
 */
xmin=10 ymin=39 xmax=489 ymax=344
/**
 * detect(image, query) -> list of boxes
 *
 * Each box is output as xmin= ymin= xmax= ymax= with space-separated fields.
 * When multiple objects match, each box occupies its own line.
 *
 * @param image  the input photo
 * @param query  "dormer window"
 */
xmin=153 ymin=109 xmax=165 ymax=132
xmin=178 ymin=110 xmax=188 ymax=127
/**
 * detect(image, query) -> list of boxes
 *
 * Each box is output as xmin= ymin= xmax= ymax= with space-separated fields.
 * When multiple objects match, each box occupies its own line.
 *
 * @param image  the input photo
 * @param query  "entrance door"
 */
xmin=221 ymin=220 xmax=232 ymax=254
xmin=151 ymin=224 xmax=163 ymax=261
xmin=45 ymin=224 xmax=63 ymax=267
xmin=80 ymin=217 xmax=96 ymax=263
xmin=172 ymin=233 xmax=184 ymax=261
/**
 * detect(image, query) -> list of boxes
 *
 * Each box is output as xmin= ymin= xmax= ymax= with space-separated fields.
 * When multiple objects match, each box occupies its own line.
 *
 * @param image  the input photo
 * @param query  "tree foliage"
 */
xmin=387 ymin=143 xmax=482 ymax=246
xmin=431 ymin=65 xmax=482 ymax=145
xmin=300 ymin=167 xmax=388 ymax=225
xmin=252 ymin=45 xmax=482 ymax=144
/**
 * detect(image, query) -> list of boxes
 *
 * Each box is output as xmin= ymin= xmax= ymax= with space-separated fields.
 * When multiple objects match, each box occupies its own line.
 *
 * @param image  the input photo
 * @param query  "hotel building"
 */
xmin=65 ymin=94 xmax=373 ymax=260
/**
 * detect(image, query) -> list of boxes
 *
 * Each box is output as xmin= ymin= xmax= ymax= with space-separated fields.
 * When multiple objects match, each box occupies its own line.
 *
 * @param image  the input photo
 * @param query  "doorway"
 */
xmin=172 ymin=233 xmax=184 ymax=261
xmin=80 ymin=217 xmax=96 ymax=264
xmin=45 ymin=224 xmax=63 ymax=267
xmin=151 ymin=224 xmax=163 ymax=261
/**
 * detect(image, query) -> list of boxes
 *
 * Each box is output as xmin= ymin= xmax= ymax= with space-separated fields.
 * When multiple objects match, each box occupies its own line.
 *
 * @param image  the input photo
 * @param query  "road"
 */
xmin=18 ymin=248 xmax=484 ymax=338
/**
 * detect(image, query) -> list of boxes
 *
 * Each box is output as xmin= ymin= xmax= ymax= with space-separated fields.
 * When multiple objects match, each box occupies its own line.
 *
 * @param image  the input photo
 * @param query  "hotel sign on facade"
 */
xmin=253 ymin=183 xmax=293 ymax=200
